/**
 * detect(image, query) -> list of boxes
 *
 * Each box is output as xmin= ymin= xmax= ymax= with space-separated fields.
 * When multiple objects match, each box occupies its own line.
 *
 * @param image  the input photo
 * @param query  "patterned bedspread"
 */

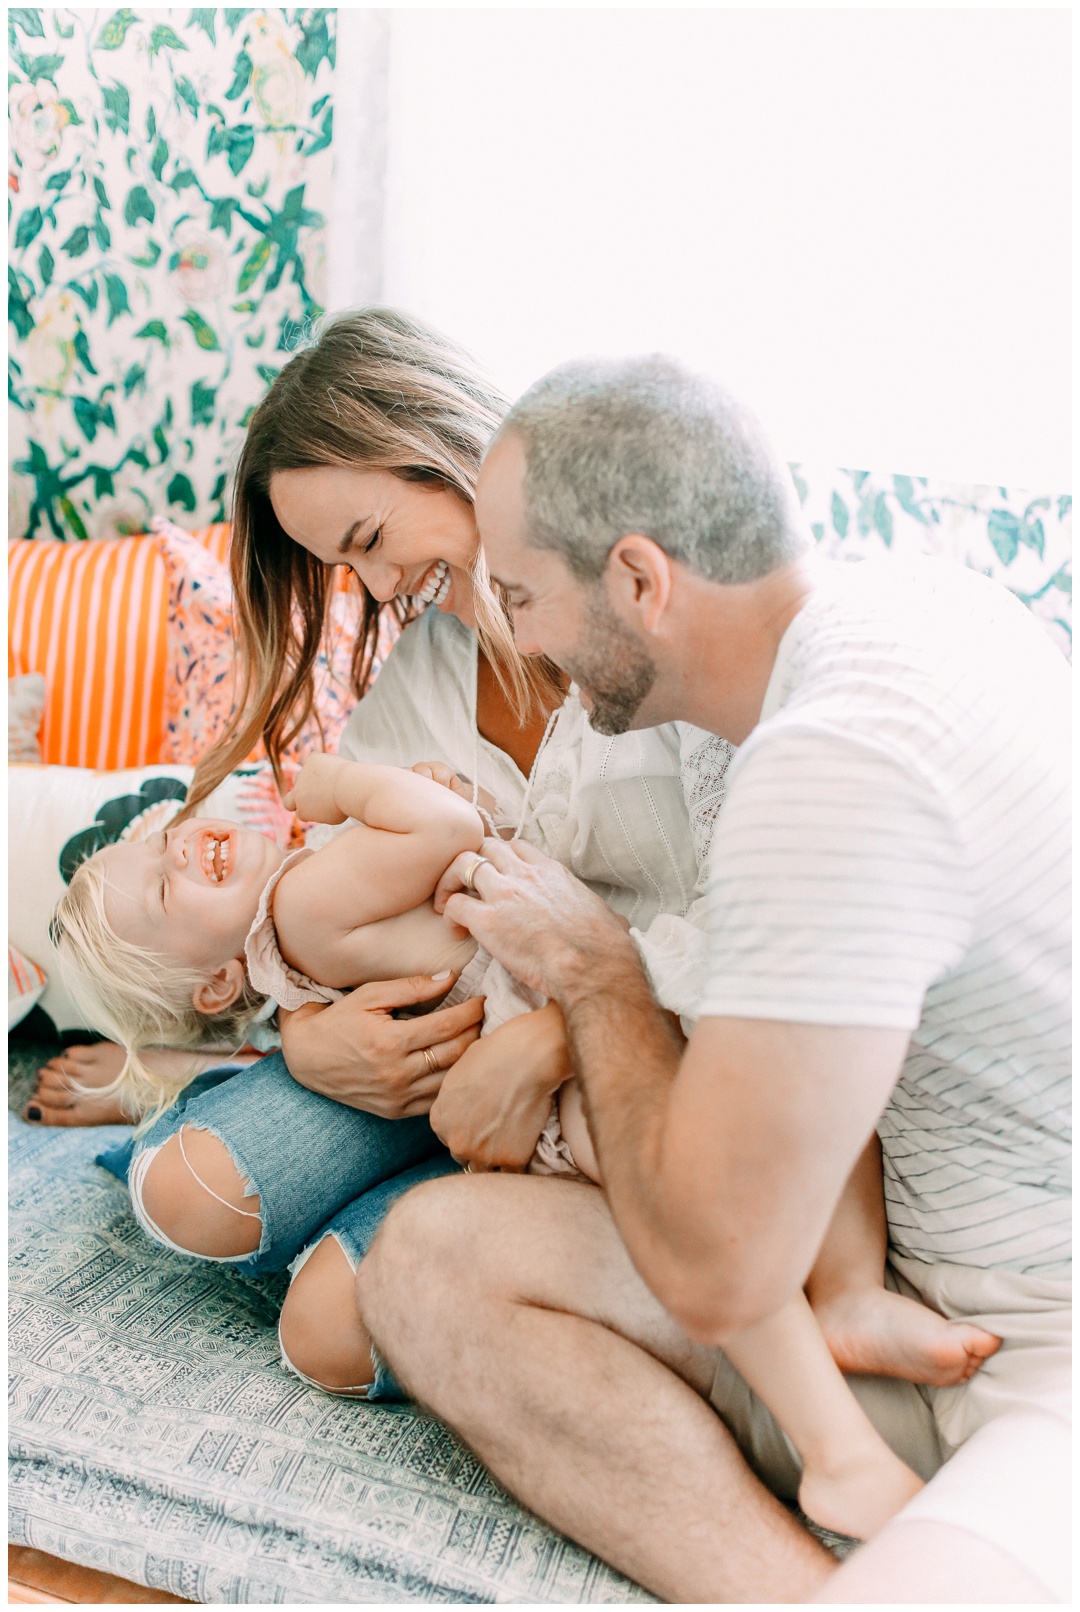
xmin=8 ymin=1046 xmax=652 ymax=1604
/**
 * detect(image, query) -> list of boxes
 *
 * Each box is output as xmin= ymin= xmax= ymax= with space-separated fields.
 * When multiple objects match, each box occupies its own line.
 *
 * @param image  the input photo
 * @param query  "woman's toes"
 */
xmin=60 ymin=1043 xmax=128 ymax=1084
xmin=24 ymin=1098 xmax=78 ymax=1126
xmin=22 ymin=1059 xmax=132 ymax=1127
xmin=34 ymin=1069 xmax=77 ymax=1105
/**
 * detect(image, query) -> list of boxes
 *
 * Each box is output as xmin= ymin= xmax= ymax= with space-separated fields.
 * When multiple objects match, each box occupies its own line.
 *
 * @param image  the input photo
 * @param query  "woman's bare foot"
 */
xmin=23 ymin=1044 xmax=254 ymax=1128
xmin=813 ymin=1284 xmax=1001 ymax=1387
xmin=799 ymin=1436 xmax=924 ymax=1541
xmin=25 ymin=1043 xmax=133 ymax=1126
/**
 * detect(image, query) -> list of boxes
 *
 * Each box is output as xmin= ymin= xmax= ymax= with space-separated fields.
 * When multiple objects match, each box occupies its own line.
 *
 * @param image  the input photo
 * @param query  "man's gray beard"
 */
xmin=566 ymin=591 xmax=658 ymax=737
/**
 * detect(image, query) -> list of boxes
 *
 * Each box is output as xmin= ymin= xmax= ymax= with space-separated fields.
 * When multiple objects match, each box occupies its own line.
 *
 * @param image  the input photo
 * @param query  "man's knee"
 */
xmin=134 ymin=1125 xmax=262 ymax=1258
xmin=357 ymin=1174 xmax=472 ymax=1332
xmin=279 ymin=1236 xmax=373 ymax=1394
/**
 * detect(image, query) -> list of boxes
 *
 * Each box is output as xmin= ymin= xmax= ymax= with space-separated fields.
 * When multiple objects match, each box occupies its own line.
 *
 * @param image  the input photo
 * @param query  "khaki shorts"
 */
xmin=709 ymin=1256 xmax=1071 ymax=1601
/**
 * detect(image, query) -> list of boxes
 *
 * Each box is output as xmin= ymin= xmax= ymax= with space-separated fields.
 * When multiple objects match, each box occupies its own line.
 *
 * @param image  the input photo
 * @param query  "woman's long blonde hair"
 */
xmin=186 ymin=307 xmax=559 ymax=815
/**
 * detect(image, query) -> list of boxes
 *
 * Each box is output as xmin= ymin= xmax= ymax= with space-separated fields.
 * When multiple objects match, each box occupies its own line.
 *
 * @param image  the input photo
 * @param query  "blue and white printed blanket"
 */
xmin=8 ymin=1047 xmax=652 ymax=1604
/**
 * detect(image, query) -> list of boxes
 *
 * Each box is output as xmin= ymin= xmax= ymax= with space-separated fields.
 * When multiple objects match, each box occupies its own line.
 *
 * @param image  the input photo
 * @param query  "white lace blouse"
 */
xmin=338 ymin=607 xmax=732 ymax=1026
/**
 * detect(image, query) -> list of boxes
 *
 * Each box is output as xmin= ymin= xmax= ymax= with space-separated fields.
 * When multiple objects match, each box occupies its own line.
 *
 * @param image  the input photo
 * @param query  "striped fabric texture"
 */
xmin=8 ymin=945 xmax=48 ymax=1030
xmin=8 ymin=526 xmax=230 ymax=770
xmin=702 ymin=557 xmax=1071 ymax=1275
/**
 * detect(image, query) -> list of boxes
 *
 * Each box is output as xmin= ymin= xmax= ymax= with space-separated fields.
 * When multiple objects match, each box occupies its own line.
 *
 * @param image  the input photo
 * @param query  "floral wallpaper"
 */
xmin=8 ymin=6 xmax=335 ymax=541
xmin=791 ymin=466 xmax=1072 ymax=659
xmin=7 ymin=9 xmax=1070 ymax=660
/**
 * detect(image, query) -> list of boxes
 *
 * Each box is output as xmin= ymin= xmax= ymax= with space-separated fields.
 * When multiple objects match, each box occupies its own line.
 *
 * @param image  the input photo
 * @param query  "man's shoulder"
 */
xmin=775 ymin=555 xmax=1065 ymax=731
xmin=802 ymin=553 xmax=1049 ymax=657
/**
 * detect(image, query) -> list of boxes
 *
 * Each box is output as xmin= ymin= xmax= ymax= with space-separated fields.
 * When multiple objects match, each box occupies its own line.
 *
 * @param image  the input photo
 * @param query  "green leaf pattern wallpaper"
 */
xmin=7 ymin=8 xmax=1070 ymax=658
xmin=8 ymin=6 xmax=335 ymax=541
xmin=791 ymin=468 xmax=1071 ymax=659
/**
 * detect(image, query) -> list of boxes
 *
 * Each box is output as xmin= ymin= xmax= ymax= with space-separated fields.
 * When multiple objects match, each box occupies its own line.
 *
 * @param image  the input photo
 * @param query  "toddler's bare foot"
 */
xmin=814 ymin=1284 xmax=1001 ymax=1387
xmin=25 ymin=1043 xmax=132 ymax=1127
xmin=799 ymin=1437 xmax=924 ymax=1541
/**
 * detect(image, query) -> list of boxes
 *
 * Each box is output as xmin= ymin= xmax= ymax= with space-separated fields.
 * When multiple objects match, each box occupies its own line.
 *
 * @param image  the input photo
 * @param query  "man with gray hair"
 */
xmin=357 ymin=356 xmax=1070 ymax=1603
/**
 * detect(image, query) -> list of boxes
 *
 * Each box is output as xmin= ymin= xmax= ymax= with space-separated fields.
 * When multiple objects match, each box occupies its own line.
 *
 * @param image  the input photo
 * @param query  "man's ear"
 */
xmin=606 ymin=535 xmax=674 ymax=633
xmin=192 ymin=958 xmax=247 ymax=1017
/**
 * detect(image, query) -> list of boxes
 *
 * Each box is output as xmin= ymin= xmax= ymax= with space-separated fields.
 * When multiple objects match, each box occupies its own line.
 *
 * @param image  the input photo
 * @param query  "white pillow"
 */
xmin=8 ymin=762 xmax=293 ymax=1035
xmin=8 ymin=672 xmax=46 ymax=763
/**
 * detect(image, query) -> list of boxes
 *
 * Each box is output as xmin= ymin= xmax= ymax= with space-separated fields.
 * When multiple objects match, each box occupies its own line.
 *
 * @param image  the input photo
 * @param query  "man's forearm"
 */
xmin=558 ymin=950 xmax=696 ymax=1308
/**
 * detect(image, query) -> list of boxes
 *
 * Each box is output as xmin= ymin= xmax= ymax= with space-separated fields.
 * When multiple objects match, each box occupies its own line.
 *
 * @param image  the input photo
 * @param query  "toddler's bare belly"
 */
xmin=284 ymin=895 xmax=478 ymax=991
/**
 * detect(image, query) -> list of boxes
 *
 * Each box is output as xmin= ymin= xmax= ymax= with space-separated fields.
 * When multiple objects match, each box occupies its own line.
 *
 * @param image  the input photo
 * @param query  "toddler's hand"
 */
xmin=411 ymin=760 xmax=473 ymax=799
xmin=283 ymin=753 xmax=350 ymax=824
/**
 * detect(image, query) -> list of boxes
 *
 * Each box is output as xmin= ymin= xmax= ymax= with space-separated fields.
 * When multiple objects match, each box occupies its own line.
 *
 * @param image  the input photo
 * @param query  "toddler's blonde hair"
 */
xmin=50 ymin=851 xmax=270 ymax=1126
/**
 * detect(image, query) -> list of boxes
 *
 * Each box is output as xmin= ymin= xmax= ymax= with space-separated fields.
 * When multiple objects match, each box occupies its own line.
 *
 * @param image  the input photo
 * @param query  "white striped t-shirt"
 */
xmin=700 ymin=556 xmax=1070 ymax=1275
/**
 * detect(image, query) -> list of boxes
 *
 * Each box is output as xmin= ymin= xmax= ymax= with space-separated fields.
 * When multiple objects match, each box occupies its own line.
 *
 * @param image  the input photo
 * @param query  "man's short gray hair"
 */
xmin=499 ymin=355 xmax=809 ymax=583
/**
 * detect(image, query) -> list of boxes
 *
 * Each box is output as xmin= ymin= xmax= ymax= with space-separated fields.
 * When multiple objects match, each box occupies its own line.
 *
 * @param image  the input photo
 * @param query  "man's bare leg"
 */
xmin=357 ymin=1173 xmax=835 ymax=1604
xmin=812 ymin=1519 xmax=1055 ymax=1604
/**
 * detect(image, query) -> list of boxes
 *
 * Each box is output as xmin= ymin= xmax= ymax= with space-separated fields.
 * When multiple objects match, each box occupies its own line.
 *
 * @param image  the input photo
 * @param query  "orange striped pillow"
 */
xmin=7 ymin=526 xmax=230 ymax=769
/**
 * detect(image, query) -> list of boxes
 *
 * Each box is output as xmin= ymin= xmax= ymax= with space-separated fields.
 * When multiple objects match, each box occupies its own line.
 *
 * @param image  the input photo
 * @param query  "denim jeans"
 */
xmin=97 ymin=1053 xmax=461 ymax=1398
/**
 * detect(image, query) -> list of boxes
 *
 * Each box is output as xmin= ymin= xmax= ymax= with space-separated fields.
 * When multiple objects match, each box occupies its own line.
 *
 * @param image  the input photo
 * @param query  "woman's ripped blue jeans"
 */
xmin=97 ymin=1053 xmax=460 ymax=1399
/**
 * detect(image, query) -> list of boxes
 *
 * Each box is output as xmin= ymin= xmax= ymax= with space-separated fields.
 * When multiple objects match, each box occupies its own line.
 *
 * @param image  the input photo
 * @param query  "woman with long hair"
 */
xmin=33 ymin=308 xmax=730 ymax=1397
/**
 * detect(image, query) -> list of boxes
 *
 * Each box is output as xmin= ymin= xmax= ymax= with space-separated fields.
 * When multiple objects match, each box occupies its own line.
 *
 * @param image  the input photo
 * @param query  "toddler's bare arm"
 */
xmin=276 ymin=756 xmax=485 ymax=984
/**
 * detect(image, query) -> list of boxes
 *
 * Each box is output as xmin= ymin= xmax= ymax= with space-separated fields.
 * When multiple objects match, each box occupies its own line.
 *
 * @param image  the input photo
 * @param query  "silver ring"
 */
xmin=462 ymin=855 xmax=490 ymax=894
xmin=422 ymin=1047 xmax=439 ymax=1075
xmin=463 ymin=1162 xmax=474 ymax=1173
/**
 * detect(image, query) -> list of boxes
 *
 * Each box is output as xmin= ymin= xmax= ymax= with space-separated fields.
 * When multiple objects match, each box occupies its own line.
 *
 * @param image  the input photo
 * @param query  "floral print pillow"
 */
xmin=8 ymin=671 xmax=46 ymax=763
xmin=151 ymin=519 xmax=384 ymax=777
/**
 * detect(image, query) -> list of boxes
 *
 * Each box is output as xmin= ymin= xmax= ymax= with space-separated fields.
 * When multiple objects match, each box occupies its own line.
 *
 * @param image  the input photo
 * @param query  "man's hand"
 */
xmin=434 ymin=836 xmax=637 ymax=1001
xmin=282 ymin=752 xmax=351 ymax=825
xmin=429 ymin=1002 xmax=571 ymax=1171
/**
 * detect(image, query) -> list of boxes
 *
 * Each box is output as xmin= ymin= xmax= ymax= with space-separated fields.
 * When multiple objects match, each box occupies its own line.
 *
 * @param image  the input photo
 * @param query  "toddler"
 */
xmin=52 ymin=752 xmax=1000 ymax=1545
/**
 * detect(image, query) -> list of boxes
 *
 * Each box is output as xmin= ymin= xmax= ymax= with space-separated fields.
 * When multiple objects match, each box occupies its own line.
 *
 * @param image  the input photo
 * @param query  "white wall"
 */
xmin=381 ymin=7 xmax=1071 ymax=487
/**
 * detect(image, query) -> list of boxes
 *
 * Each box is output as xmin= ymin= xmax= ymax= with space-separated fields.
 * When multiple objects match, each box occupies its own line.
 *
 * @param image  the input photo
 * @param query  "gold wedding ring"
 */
xmin=462 ymin=855 xmax=490 ymax=894
xmin=422 ymin=1047 xmax=439 ymax=1075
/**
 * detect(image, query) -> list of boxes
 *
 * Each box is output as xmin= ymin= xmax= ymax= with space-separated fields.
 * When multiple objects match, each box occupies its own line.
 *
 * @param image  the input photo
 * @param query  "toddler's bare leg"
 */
xmin=556 ymin=1080 xmax=601 ymax=1182
xmin=807 ymin=1137 xmax=1001 ymax=1386
xmin=279 ymin=1237 xmax=375 ymax=1394
xmin=724 ymin=1290 xmax=924 ymax=1540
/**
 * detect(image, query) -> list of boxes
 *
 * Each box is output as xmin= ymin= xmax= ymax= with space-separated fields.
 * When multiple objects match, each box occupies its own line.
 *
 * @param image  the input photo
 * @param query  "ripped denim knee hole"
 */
xmin=278 ymin=1234 xmax=380 ymax=1398
xmin=128 ymin=1130 xmax=266 ymax=1266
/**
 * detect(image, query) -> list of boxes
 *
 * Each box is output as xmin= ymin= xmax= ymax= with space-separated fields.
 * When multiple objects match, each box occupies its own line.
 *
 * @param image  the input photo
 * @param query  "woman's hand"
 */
xmin=428 ymin=1001 xmax=572 ymax=1172
xmin=280 ymin=975 xmax=485 ymax=1118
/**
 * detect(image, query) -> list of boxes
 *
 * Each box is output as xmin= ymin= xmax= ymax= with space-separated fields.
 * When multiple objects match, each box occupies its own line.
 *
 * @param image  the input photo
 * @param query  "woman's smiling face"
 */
xmin=269 ymin=466 xmax=481 ymax=627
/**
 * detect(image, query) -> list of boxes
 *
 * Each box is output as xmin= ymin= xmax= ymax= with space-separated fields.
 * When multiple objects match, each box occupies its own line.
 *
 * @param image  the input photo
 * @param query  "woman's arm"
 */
xmin=279 ymin=979 xmax=486 ymax=1118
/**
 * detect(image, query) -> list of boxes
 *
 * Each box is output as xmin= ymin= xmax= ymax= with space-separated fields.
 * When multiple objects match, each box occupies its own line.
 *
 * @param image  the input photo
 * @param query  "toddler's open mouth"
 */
xmin=200 ymin=830 xmax=232 ymax=884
